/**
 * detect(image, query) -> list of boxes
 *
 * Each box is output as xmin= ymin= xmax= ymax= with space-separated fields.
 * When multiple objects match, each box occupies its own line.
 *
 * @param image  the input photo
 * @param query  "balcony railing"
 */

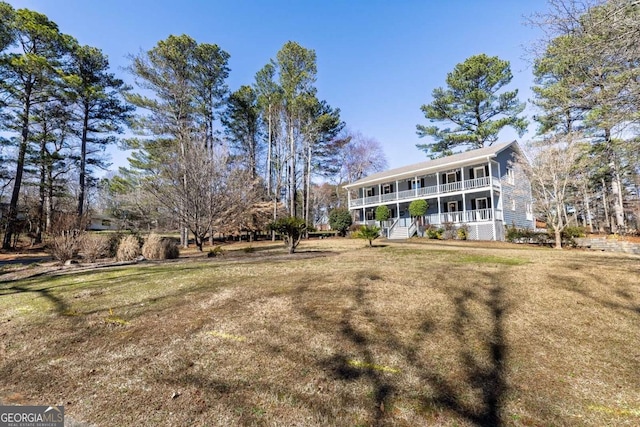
xmin=356 ymin=209 xmax=501 ymax=227
xmin=350 ymin=176 xmax=497 ymax=208
xmin=423 ymin=208 xmax=497 ymax=225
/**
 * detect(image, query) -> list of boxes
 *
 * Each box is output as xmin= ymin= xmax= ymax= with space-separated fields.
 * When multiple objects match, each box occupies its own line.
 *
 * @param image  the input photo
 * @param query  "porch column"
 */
xmin=462 ymin=193 xmax=466 ymax=223
xmin=437 ymin=196 xmax=441 ymax=225
xmin=460 ymin=167 xmax=465 ymax=190
xmin=347 ymin=189 xmax=351 ymax=209
xmin=436 ymin=172 xmax=440 ymax=194
xmin=396 ymin=201 xmax=400 ymax=220
xmin=488 ymin=157 xmax=496 ymax=240
xmin=378 ymin=184 xmax=382 ymax=203
xmin=415 ymin=176 xmax=418 ymax=197
xmin=362 ymin=208 xmax=365 ymax=224
xmin=395 ymin=180 xmax=399 ymax=201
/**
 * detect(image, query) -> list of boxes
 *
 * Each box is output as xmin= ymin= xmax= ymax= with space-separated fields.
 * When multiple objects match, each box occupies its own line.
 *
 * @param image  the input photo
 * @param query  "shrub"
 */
xmin=375 ymin=205 xmax=391 ymax=223
xmin=117 ymin=235 xmax=142 ymax=261
xmin=442 ymin=222 xmax=457 ymax=240
xmin=268 ymin=216 xmax=307 ymax=254
xmin=328 ymin=208 xmax=352 ymax=236
xmin=142 ymin=234 xmax=179 ymax=260
xmin=505 ymin=224 xmax=553 ymax=245
xmin=348 ymin=223 xmax=362 ymax=234
xmin=105 ymin=233 xmax=123 ymax=258
xmin=562 ymin=225 xmax=586 ymax=239
xmin=80 ymin=234 xmax=110 ymax=262
xmin=456 ymin=225 xmax=469 ymax=240
xmin=355 ymin=225 xmax=381 ymax=247
xmin=409 ymin=199 xmax=428 ymax=218
xmin=425 ymin=225 xmax=443 ymax=239
xmin=161 ymin=239 xmax=180 ymax=259
xmin=48 ymin=214 xmax=85 ymax=262
xmin=50 ymin=231 xmax=82 ymax=262
xmin=208 ymin=246 xmax=224 ymax=257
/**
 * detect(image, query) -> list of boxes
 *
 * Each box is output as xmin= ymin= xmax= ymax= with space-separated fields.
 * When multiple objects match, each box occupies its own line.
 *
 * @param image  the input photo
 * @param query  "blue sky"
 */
xmin=8 ymin=0 xmax=545 ymax=172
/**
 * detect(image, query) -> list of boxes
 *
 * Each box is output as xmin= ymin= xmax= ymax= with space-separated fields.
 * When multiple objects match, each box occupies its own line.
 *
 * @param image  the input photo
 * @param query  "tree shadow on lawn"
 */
xmin=551 ymin=273 xmax=640 ymax=316
xmin=292 ymin=269 xmax=510 ymax=426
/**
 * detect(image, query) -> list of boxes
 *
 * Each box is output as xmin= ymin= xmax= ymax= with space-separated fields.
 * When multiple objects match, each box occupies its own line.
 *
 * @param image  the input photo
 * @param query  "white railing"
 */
xmin=439 ymin=181 xmax=462 ymax=193
xmin=386 ymin=219 xmax=399 ymax=237
xmin=349 ymin=176 xmax=492 ymax=208
xmin=364 ymin=195 xmax=379 ymax=205
xmin=397 ymin=189 xmax=416 ymax=200
xmin=350 ymin=177 xmax=494 ymax=208
xmin=408 ymin=219 xmax=418 ymax=238
xmin=423 ymin=209 xmax=494 ymax=225
xmin=381 ymin=193 xmax=396 ymax=202
xmin=418 ymin=186 xmax=438 ymax=197
xmin=465 ymin=176 xmax=491 ymax=189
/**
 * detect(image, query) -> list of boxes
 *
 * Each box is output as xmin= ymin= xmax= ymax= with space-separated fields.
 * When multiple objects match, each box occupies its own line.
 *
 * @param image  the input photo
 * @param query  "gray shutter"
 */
xmin=485 ymin=165 xmax=489 ymax=176
xmin=470 ymin=168 xmax=474 ymax=179
xmin=471 ymin=199 xmax=476 ymax=210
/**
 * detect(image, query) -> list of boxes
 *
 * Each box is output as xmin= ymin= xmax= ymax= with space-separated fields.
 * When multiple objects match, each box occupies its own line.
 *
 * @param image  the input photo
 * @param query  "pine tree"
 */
xmin=416 ymin=54 xmax=527 ymax=158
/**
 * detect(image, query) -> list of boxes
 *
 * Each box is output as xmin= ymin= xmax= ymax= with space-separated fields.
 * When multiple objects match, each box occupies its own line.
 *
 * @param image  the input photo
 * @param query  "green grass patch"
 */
xmin=454 ymin=253 xmax=529 ymax=265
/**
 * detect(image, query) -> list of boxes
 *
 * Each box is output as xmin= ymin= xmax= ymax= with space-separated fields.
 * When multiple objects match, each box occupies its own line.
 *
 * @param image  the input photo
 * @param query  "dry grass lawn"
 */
xmin=0 ymin=238 xmax=639 ymax=426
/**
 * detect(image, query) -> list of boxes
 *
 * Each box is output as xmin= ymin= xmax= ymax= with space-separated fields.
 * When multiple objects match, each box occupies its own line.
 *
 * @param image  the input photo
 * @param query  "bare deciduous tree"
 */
xmin=515 ymin=134 xmax=584 ymax=249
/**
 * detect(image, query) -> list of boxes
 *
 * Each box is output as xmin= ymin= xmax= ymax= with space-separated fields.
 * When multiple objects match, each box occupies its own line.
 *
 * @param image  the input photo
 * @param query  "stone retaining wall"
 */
xmin=575 ymin=237 xmax=640 ymax=255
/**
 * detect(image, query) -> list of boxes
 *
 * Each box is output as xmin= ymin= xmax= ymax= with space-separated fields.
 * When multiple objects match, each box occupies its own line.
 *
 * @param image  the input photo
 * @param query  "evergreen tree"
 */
xmin=416 ymin=54 xmax=527 ymax=158
xmin=221 ymin=85 xmax=262 ymax=178
xmin=65 ymin=44 xmax=132 ymax=219
xmin=0 ymin=8 xmax=71 ymax=249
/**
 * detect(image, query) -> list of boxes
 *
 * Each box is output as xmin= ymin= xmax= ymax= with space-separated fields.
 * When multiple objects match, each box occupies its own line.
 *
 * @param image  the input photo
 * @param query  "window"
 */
xmin=506 ymin=168 xmax=515 ymax=185
xmin=475 ymin=198 xmax=488 ymax=210
xmin=526 ymin=203 xmax=533 ymax=220
xmin=447 ymin=201 xmax=458 ymax=212
xmin=366 ymin=187 xmax=374 ymax=197
xmin=446 ymin=172 xmax=457 ymax=183
xmin=382 ymin=184 xmax=392 ymax=194
xmin=474 ymin=166 xmax=486 ymax=179
xmin=366 ymin=210 xmax=374 ymax=220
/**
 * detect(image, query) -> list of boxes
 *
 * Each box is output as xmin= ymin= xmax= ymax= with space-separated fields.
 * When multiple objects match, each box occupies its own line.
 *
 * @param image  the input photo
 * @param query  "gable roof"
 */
xmin=344 ymin=141 xmax=518 ymax=188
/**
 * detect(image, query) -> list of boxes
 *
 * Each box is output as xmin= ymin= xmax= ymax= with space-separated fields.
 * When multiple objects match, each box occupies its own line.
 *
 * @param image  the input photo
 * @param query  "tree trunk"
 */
xmin=77 ymin=103 xmax=89 ymax=219
xmin=2 ymin=87 xmax=32 ymax=250
xmin=612 ymin=170 xmax=625 ymax=230
xmin=288 ymin=121 xmax=296 ymax=216
xmin=584 ymin=192 xmax=593 ymax=233
xmin=36 ymin=136 xmax=46 ymax=245
xmin=305 ymin=142 xmax=311 ymax=236
xmin=266 ymin=104 xmax=272 ymax=196
xmin=554 ymin=228 xmax=562 ymax=249
xmin=601 ymin=179 xmax=609 ymax=233
xmin=46 ymin=165 xmax=54 ymax=233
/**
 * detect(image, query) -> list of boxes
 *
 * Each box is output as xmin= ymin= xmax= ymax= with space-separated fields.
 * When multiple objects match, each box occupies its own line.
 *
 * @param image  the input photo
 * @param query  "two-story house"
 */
xmin=344 ymin=141 xmax=534 ymax=240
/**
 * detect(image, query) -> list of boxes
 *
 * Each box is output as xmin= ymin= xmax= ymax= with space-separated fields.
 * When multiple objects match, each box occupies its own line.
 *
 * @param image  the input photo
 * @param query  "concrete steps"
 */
xmin=388 ymin=226 xmax=410 ymax=240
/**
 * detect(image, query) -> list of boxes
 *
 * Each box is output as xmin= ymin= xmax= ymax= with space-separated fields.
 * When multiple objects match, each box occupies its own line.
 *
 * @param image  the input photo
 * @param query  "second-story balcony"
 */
xmin=350 ymin=176 xmax=499 ymax=208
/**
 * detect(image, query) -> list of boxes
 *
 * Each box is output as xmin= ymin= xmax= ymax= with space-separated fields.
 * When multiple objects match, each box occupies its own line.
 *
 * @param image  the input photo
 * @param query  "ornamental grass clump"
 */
xmin=142 ymin=233 xmax=179 ymax=260
xmin=116 ymin=235 xmax=142 ymax=261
